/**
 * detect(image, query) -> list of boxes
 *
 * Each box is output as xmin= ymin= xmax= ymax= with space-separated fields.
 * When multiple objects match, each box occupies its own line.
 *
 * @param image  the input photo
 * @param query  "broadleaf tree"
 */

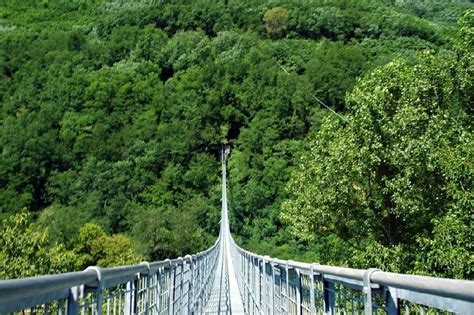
xmin=283 ymin=12 xmax=473 ymax=278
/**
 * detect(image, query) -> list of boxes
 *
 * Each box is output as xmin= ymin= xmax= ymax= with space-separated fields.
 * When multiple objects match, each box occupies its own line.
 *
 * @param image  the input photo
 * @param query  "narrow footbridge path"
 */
xmin=0 ymin=147 xmax=473 ymax=314
xmin=203 ymin=151 xmax=244 ymax=314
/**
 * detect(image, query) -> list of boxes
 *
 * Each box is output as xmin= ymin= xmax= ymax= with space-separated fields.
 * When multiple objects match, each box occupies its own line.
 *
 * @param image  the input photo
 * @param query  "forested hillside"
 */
xmin=0 ymin=0 xmax=472 ymax=279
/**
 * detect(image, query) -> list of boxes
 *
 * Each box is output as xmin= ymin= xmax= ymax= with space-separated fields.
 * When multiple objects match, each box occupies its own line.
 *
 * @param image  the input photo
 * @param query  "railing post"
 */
xmin=277 ymin=265 xmax=283 ymax=315
xmin=203 ymin=255 xmax=206 ymax=308
xmin=67 ymin=286 xmax=80 ymax=315
xmin=253 ymin=256 xmax=258 ymax=314
xmin=185 ymin=255 xmax=193 ymax=314
xmin=240 ymin=252 xmax=244 ymax=311
xmin=246 ymin=254 xmax=250 ymax=312
xmin=363 ymin=268 xmax=380 ymax=315
xmin=262 ymin=257 xmax=267 ymax=313
xmin=295 ymin=268 xmax=302 ymax=315
xmin=323 ymin=277 xmax=335 ymax=315
xmin=246 ymin=253 xmax=250 ymax=312
xmin=254 ymin=256 xmax=257 ymax=312
xmin=241 ymin=252 xmax=245 ymax=302
xmin=250 ymin=254 xmax=253 ymax=313
xmin=194 ymin=257 xmax=199 ymax=313
xmin=198 ymin=257 xmax=203 ymax=313
xmin=386 ymin=287 xmax=399 ymax=315
xmin=168 ymin=261 xmax=175 ymax=315
xmin=85 ymin=266 xmax=103 ymax=315
xmin=140 ymin=262 xmax=151 ymax=315
xmin=270 ymin=261 xmax=275 ymax=315
xmin=178 ymin=257 xmax=184 ymax=313
xmin=202 ymin=254 xmax=207 ymax=312
xmin=252 ymin=256 xmax=256 ymax=311
xmin=259 ymin=257 xmax=263 ymax=311
xmin=253 ymin=255 xmax=256 ymax=314
xmin=244 ymin=254 xmax=248 ymax=312
xmin=125 ymin=280 xmax=133 ymax=315
xmin=310 ymin=264 xmax=316 ymax=314
xmin=157 ymin=267 xmax=162 ymax=314
xmin=202 ymin=254 xmax=208 ymax=305
xmin=134 ymin=276 xmax=140 ymax=314
xmin=286 ymin=262 xmax=290 ymax=314
xmin=196 ymin=257 xmax=201 ymax=312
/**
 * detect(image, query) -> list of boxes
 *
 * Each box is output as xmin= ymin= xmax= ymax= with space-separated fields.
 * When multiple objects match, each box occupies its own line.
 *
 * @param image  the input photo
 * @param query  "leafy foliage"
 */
xmin=283 ymin=14 xmax=473 ymax=278
xmin=0 ymin=211 xmax=76 ymax=279
xmin=75 ymin=223 xmax=139 ymax=268
xmin=0 ymin=0 xmax=472 ymax=279
xmin=263 ymin=7 xmax=289 ymax=39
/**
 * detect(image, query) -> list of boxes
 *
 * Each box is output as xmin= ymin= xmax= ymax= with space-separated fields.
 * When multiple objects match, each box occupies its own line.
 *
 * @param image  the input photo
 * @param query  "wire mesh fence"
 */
xmin=0 ymin=238 xmax=219 ymax=315
xmin=230 ymin=239 xmax=473 ymax=315
xmin=1 ymin=152 xmax=473 ymax=314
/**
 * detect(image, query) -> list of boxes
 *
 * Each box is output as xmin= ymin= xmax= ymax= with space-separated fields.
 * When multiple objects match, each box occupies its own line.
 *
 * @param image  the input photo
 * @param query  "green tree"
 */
xmin=1 ymin=0 xmax=471 ymax=276
xmin=74 ymin=223 xmax=140 ymax=268
xmin=263 ymin=7 xmax=289 ymax=39
xmin=0 ymin=211 xmax=76 ymax=279
xmin=283 ymin=44 xmax=472 ymax=277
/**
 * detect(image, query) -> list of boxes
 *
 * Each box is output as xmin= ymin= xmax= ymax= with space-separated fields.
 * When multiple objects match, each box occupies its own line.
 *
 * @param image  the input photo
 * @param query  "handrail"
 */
xmin=229 ymin=235 xmax=474 ymax=314
xmin=1 ymin=150 xmax=473 ymax=315
xmin=233 ymin=240 xmax=474 ymax=302
xmin=371 ymin=272 xmax=474 ymax=302
xmin=0 ymin=236 xmax=220 ymax=314
xmin=0 ymin=271 xmax=97 ymax=304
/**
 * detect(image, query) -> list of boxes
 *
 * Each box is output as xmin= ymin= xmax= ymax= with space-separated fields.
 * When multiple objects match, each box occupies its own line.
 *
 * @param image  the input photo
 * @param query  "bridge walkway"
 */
xmin=203 ymin=155 xmax=244 ymax=314
xmin=0 ymin=147 xmax=473 ymax=314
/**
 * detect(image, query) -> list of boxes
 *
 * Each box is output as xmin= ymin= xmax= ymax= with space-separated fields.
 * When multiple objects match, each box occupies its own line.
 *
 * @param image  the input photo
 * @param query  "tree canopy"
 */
xmin=0 ymin=0 xmax=472 ymax=279
xmin=283 ymin=12 xmax=473 ymax=278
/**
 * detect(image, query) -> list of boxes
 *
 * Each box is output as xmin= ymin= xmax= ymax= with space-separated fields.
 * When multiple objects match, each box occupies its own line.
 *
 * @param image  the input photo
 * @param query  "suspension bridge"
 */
xmin=0 ymin=146 xmax=473 ymax=314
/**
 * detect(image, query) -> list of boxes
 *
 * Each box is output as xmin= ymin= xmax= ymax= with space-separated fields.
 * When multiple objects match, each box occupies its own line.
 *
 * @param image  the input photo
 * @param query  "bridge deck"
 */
xmin=203 ymin=240 xmax=229 ymax=314
xmin=203 ymin=157 xmax=245 ymax=314
xmin=0 ymin=147 xmax=472 ymax=314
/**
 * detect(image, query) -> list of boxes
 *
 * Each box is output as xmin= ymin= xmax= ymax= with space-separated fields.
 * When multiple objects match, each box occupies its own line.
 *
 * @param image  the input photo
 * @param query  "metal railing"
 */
xmin=0 ymin=237 xmax=220 ymax=314
xmin=1 ymin=148 xmax=474 ymax=315
xmin=230 ymin=237 xmax=474 ymax=314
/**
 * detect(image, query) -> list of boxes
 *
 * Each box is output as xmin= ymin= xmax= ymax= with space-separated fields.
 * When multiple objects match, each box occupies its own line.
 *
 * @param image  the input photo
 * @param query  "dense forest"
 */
xmin=0 ymin=0 xmax=472 ymax=280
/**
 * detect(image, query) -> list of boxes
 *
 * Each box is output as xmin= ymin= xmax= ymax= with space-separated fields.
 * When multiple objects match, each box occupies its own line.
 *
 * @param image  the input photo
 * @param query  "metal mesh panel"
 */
xmin=1 ymin=154 xmax=472 ymax=314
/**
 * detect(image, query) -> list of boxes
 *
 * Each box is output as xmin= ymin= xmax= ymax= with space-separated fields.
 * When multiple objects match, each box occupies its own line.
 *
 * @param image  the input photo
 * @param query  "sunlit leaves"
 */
xmin=283 ymin=46 xmax=472 ymax=277
xmin=75 ymin=223 xmax=139 ymax=268
xmin=0 ymin=0 xmax=472 ymax=277
xmin=0 ymin=211 xmax=76 ymax=279
xmin=263 ymin=7 xmax=289 ymax=39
